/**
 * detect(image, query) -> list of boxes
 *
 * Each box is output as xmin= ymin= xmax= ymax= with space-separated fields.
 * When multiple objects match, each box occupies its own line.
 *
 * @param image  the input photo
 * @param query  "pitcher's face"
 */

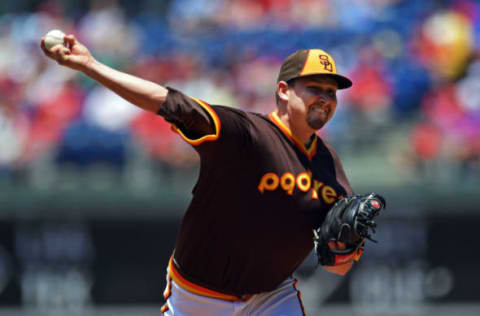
xmin=287 ymin=76 xmax=338 ymax=131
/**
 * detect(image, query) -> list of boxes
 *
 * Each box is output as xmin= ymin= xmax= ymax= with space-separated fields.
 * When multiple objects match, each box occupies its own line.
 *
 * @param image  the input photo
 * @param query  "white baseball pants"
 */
xmin=161 ymin=276 xmax=306 ymax=316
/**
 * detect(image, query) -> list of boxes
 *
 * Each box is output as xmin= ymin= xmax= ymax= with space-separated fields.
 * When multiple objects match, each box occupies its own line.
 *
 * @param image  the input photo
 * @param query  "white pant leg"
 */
xmin=242 ymin=277 xmax=305 ymax=316
xmin=162 ymin=278 xmax=244 ymax=316
xmin=162 ymin=276 xmax=305 ymax=316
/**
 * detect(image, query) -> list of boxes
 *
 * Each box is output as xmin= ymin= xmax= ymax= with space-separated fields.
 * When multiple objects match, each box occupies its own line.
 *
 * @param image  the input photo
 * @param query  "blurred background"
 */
xmin=0 ymin=0 xmax=479 ymax=315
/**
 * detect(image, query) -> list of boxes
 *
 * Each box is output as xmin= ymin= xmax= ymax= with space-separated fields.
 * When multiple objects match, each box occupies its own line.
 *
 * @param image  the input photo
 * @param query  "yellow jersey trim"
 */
xmin=168 ymin=256 xmax=252 ymax=302
xmin=171 ymin=97 xmax=221 ymax=146
xmin=269 ymin=112 xmax=317 ymax=160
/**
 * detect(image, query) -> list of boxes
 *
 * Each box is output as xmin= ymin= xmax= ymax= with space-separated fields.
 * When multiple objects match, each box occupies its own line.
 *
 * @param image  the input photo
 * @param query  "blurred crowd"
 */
xmin=0 ymin=0 xmax=479 ymax=188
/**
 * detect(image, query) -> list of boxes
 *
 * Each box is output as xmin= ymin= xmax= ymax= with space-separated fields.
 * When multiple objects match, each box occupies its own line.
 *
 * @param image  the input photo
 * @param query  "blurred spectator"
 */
xmin=342 ymin=46 xmax=393 ymax=149
xmin=77 ymin=0 xmax=140 ymax=62
xmin=412 ymin=9 xmax=473 ymax=81
xmin=0 ymin=100 xmax=27 ymax=173
xmin=130 ymin=112 xmax=177 ymax=164
xmin=409 ymin=121 xmax=444 ymax=178
xmin=21 ymin=81 xmax=83 ymax=164
xmin=82 ymin=86 xmax=141 ymax=132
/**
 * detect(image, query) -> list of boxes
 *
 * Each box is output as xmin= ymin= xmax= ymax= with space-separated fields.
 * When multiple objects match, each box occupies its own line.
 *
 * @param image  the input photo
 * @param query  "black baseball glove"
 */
xmin=313 ymin=193 xmax=386 ymax=266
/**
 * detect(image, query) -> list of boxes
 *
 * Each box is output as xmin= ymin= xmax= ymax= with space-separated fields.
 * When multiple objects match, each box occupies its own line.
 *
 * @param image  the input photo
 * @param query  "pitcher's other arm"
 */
xmin=41 ymin=33 xmax=167 ymax=113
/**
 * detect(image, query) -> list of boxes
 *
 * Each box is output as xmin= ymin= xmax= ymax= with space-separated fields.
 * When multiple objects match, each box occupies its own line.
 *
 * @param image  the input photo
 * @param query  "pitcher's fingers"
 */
xmin=53 ymin=46 xmax=70 ymax=64
xmin=64 ymin=34 xmax=76 ymax=47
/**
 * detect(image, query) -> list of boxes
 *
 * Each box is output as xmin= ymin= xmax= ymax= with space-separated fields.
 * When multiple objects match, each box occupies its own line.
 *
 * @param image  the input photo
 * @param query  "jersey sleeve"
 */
xmin=157 ymin=87 xmax=221 ymax=146
xmin=158 ymin=87 xmax=255 ymax=153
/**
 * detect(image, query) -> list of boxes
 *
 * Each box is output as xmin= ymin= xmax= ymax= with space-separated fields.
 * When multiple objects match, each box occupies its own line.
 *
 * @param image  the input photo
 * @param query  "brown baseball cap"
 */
xmin=277 ymin=49 xmax=352 ymax=89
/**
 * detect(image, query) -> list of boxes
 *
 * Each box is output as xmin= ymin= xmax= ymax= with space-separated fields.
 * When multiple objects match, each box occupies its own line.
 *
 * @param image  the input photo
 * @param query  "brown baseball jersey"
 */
xmin=158 ymin=87 xmax=352 ymax=297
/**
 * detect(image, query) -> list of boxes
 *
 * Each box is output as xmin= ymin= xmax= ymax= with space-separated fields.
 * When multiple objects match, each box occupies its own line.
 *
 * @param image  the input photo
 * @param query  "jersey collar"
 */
xmin=269 ymin=111 xmax=318 ymax=160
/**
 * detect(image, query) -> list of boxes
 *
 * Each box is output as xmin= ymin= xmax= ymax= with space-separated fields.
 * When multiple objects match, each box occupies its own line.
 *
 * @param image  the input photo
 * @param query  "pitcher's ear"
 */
xmin=276 ymin=81 xmax=290 ymax=103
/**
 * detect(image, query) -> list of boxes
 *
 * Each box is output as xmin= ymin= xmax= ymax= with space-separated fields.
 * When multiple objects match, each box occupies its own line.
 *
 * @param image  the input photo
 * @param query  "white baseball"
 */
xmin=44 ymin=29 xmax=66 ymax=50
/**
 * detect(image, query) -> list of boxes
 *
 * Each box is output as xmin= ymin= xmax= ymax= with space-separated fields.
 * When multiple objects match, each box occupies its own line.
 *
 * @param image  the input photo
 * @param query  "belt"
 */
xmin=168 ymin=256 xmax=253 ymax=302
